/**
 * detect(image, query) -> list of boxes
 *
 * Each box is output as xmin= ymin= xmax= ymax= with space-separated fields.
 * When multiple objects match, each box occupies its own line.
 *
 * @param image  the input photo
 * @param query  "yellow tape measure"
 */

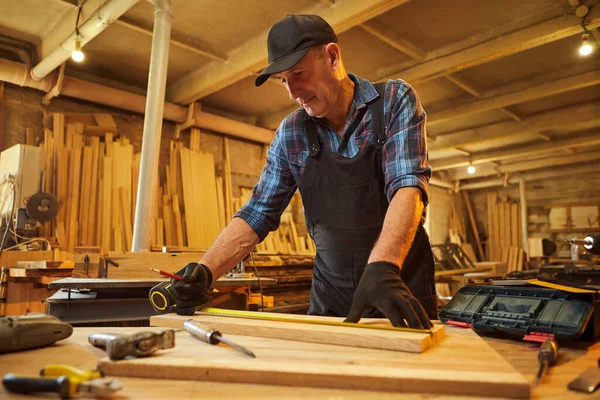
xmin=197 ymin=307 xmax=432 ymax=334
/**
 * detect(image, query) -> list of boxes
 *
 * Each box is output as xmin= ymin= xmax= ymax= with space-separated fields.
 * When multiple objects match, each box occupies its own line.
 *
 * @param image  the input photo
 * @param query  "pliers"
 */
xmin=2 ymin=364 xmax=122 ymax=398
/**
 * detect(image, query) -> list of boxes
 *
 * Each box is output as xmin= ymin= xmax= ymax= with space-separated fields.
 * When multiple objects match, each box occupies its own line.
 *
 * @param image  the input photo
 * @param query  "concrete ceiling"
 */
xmin=0 ymin=0 xmax=599 ymax=187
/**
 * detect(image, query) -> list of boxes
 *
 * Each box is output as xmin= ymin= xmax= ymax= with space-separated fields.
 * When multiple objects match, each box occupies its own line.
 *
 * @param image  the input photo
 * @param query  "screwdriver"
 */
xmin=535 ymin=338 xmax=558 ymax=386
xmin=183 ymin=319 xmax=256 ymax=358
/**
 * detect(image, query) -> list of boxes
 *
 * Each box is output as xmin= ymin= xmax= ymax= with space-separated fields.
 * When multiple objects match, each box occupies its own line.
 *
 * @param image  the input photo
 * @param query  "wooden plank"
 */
xmin=498 ymin=201 xmax=505 ymax=250
xmin=67 ymin=148 xmax=82 ymax=251
xmin=103 ymin=252 xmax=204 ymax=278
xmin=223 ymin=138 xmax=234 ymax=223
xmin=0 ymin=251 xmax=54 ymax=268
xmin=215 ymin=176 xmax=226 ymax=231
xmin=152 ymin=312 xmax=444 ymax=353
xmin=78 ymin=146 xmax=93 ymax=245
xmin=504 ymin=203 xmax=511 ymax=250
xmin=93 ymin=113 xmax=117 ymax=130
xmin=90 ymin=315 xmax=534 ymax=398
xmin=172 ymin=194 xmax=184 ymax=247
xmin=86 ymin=137 xmax=100 ymax=245
xmin=9 ymin=267 xmax=72 ymax=278
xmin=102 ymin=157 xmax=113 ymax=252
xmin=462 ymin=191 xmax=484 ymax=262
xmin=510 ymin=203 xmax=518 ymax=248
xmin=120 ymin=187 xmax=133 ymax=251
xmin=517 ymin=248 xmax=524 ymax=271
xmin=180 ymin=149 xmax=195 ymax=247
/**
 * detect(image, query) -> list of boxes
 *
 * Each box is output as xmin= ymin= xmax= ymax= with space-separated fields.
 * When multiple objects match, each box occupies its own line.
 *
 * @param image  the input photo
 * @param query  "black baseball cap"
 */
xmin=255 ymin=14 xmax=338 ymax=87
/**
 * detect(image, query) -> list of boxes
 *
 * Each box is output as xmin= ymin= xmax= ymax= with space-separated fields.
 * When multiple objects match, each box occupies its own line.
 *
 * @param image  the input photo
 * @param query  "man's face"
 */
xmin=273 ymin=47 xmax=337 ymax=118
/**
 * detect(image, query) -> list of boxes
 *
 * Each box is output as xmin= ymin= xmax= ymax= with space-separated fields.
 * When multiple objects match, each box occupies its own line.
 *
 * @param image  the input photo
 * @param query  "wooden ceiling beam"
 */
xmin=358 ymin=20 xmax=426 ymax=61
xmin=535 ymin=131 xmax=552 ymax=141
xmin=431 ymin=133 xmax=600 ymax=170
xmin=429 ymin=100 xmax=600 ymax=152
xmin=376 ymin=6 xmax=600 ymax=84
xmin=460 ymin=163 xmax=600 ymax=190
xmin=427 ymin=69 xmax=600 ymax=127
xmin=452 ymin=147 xmax=471 ymax=156
xmin=453 ymin=150 xmax=600 ymax=180
xmin=55 ymin=0 xmax=228 ymax=62
xmin=167 ymin=0 xmax=411 ymax=104
xmin=442 ymin=74 xmax=522 ymax=121
xmin=115 ymin=19 xmax=228 ymax=62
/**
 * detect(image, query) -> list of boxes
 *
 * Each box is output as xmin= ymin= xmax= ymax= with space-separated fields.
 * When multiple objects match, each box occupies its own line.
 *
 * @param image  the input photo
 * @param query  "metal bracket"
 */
xmin=174 ymin=102 xmax=200 ymax=139
xmin=103 ymin=257 xmax=120 ymax=278
xmin=42 ymin=62 xmax=66 ymax=106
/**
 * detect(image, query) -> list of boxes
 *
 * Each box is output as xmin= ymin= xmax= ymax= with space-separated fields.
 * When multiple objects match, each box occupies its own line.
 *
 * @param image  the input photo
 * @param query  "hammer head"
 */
xmin=90 ymin=330 xmax=175 ymax=360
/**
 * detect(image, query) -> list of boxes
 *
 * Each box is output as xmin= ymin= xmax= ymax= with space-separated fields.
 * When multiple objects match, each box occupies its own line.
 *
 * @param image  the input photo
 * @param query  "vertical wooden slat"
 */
xmin=120 ymin=187 xmax=133 ymax=250
xmin=102 ymin=157 xmax=113 ymax=251
xmin=0 ymin=82 xmax=4 ymax=151
xmin=67 ymin=148 xmax=82 ymax=251
xmin=223 ymin=138 xmax=234 ymax=223
xmin=78 ymin=146 xmax=93 ymax=245
xmin=462 ymin=190 xmax=484 ymax=262
xmin=87 ymin=137 xmax=100 ymax=245
xmin=510 ymin=203 xmax=518 ymax=248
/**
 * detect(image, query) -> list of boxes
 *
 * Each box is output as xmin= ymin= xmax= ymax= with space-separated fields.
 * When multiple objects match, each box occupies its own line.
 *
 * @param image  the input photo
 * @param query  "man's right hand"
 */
xmin=171 ymin=263 xmax=213 ymax=316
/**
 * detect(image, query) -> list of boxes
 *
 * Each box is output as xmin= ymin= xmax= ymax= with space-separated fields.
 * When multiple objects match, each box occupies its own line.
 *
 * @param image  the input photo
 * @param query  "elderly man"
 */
xmin=169 ymin=14 xmax=436 ymax=329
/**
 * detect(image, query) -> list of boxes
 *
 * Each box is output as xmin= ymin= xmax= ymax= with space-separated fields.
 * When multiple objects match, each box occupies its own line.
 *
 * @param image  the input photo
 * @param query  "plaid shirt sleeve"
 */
xmin=234 ymin=123 xmax=298 ymax=241
xmin=383 ymin=80 xmax=431 ymax=205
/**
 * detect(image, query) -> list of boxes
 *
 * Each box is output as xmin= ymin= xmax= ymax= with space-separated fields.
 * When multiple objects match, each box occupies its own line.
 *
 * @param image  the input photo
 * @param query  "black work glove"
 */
xmin=171 ymin=262 xmax=213 ymax=316
xmin=345 ymin=261 xmax=433 ymax=329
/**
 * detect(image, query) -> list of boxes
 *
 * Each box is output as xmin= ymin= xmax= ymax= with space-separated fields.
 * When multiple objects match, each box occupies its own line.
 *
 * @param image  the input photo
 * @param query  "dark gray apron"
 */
xmin=297 ymin=83 xmax=437 ymax=319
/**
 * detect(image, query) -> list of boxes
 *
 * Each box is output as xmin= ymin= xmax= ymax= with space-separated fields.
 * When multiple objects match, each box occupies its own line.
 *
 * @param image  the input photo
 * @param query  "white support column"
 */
xmin=131 ymin=0 xmax=172 ymax=252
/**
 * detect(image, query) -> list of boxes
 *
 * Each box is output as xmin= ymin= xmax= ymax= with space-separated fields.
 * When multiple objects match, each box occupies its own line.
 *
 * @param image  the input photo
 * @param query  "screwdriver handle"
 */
xmin=538 ymin=338 xmax=558 ymax=366
xmin=2 ymin=374 xmax=71 ymax=399
xmin=184 ymin=320 xmax=220 ymax=345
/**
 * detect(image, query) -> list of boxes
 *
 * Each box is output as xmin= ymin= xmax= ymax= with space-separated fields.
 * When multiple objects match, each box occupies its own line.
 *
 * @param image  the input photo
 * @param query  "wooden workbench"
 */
xmin=0 ymin=326 xmax=598 ymax=399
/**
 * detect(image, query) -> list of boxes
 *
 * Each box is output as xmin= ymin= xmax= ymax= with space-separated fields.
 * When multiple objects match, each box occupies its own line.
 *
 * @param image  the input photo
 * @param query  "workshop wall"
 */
xmin=425 ymin=185 xmax=464 ymax=246
xmin=470 ymin=174 xmax=600 ymax=258
xmin=2 ymin=83 xmax=266 ymax=199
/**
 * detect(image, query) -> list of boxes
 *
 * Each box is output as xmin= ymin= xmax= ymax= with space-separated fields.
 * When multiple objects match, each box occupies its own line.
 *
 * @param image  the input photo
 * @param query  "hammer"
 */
xmin=88 ymin=330 xmax=175 ymax=360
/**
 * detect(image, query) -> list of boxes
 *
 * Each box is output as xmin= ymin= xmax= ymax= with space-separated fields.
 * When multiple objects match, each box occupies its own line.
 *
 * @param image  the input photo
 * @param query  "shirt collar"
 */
xmin=302 ymin=73 xmax=380 ymax=122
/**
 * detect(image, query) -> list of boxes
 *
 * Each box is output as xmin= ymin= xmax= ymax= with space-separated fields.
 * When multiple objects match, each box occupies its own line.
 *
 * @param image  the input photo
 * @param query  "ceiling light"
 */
xmin=579 ymin=33 xmax=593 ymax=56
xmin=71 ymin=38 xmax=84 ymax=62
xmin=467 ymin=165 xmax=476 ymax=175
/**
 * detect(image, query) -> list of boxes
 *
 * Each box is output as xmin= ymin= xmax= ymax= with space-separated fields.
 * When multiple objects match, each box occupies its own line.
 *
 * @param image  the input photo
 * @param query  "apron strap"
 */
xmin=306 ymin=118 xmax=321 ymax=157
xmin=371 ymin=82 xmax=386 ymax=149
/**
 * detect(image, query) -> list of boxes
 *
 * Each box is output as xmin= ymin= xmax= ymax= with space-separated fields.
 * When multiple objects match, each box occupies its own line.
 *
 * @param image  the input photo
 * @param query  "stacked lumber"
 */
xmin=155 ymin=130 xmax=221 ymax=249
xmin=486 ymin=192 xmax=524 ymax=273
xmin=38 ymin=113 xmax=312 ymax=256
xmin=39 ymin=113 xmax=137 ymax=252
xmin=233 ymin=188 xmax=315 ymax=255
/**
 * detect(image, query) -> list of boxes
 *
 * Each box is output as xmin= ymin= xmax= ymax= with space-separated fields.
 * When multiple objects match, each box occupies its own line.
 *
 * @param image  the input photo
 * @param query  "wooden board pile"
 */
xmin=38 ymin=113 xmax=138 ymax=252
xmin=37 ymin=116 xmax=313 ymax=256
xmin=235 ymin=188 xmax=315 ymax=255
xmin=487 ymin=191 xmax=524 ymax=272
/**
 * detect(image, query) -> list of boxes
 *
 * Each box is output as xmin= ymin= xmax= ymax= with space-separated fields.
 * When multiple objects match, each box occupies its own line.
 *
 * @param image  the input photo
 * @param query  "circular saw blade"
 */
xmin=26 ymin=192 xmax=59 ymax=222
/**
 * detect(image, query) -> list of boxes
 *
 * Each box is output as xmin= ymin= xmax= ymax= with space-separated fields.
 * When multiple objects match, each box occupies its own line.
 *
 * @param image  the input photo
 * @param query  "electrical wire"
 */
xmin=2 ymin=238 xmax=50 ymax=252
xmin=249 ymin=251 xmax=265 ymax=311
xmin=0 ymin=178 xmax=16 ymax=257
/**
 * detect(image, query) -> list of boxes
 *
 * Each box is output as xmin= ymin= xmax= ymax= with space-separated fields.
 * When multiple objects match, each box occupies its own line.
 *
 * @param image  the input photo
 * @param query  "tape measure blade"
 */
xmin=197 ymin=308 xmax=431 ymax=334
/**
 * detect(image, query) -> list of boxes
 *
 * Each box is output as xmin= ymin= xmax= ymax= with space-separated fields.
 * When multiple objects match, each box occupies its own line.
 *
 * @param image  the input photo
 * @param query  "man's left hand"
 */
xmin=344 ymin=261 xmax=433 ymax=329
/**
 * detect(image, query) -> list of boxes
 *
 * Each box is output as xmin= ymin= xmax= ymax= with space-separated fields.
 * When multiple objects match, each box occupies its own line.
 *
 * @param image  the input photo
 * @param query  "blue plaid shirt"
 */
xmin=236 ymin=74 xmax=431 ymax=241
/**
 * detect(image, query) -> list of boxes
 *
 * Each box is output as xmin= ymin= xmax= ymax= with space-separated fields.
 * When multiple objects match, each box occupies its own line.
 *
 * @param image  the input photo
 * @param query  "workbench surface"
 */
xmin=0 ymin=326 xmax=598 ymax=399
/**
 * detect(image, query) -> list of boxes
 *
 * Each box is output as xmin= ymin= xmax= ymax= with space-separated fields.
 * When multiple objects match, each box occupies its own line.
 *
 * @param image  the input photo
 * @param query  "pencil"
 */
xmin=149 ymin=268 xmax=183 ymax=281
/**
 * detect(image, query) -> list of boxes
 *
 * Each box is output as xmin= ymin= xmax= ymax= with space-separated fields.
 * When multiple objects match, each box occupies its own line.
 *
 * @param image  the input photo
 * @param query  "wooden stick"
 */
xmin=462 ymin=191 xmax=484 ymax=262
xmin=120 ymin=187 xmax=133 ymax=250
